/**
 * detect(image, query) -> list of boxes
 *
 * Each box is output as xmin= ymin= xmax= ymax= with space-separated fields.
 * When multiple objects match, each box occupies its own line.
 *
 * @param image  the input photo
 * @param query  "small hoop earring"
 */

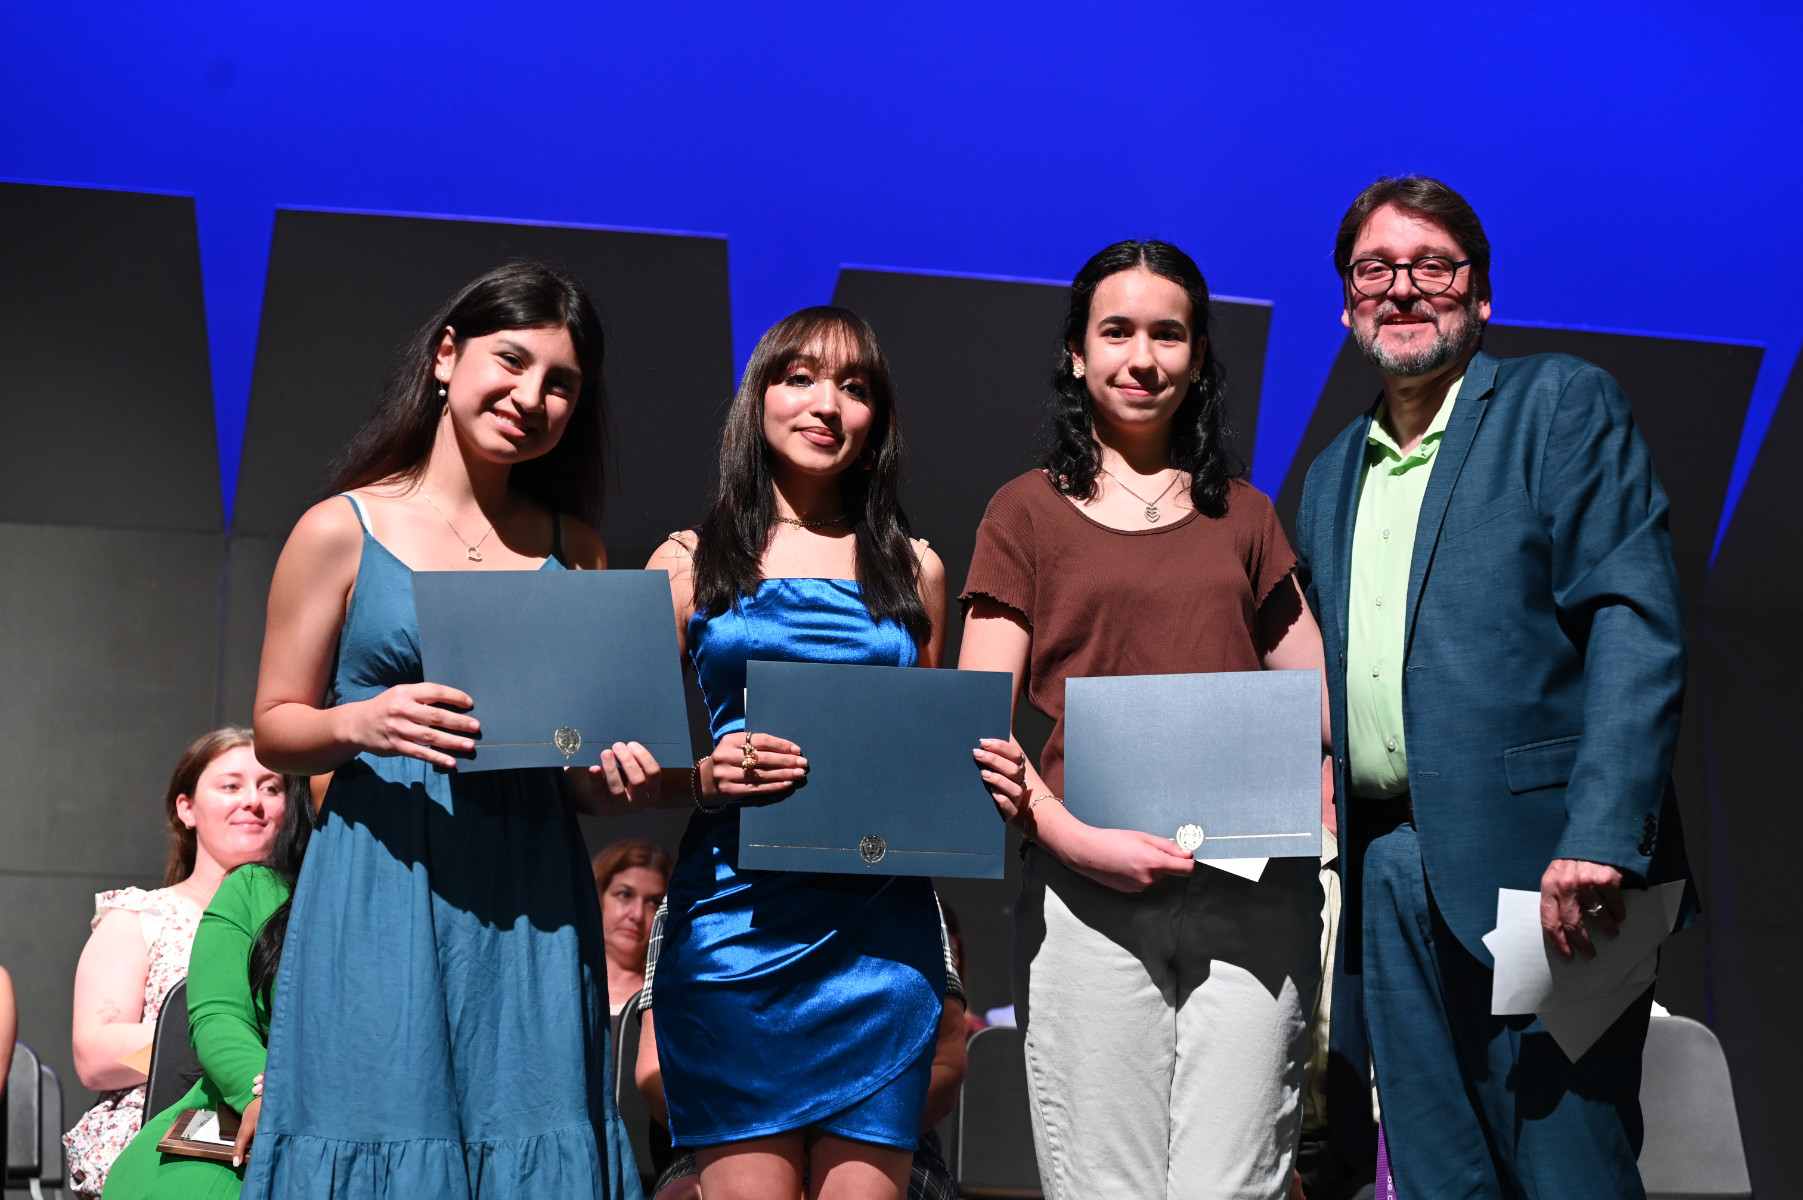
xmin=1072 ymin=360 xmax=1086 ymax=379
xmin=1189 ymin=366 xmax=1202 ymax=383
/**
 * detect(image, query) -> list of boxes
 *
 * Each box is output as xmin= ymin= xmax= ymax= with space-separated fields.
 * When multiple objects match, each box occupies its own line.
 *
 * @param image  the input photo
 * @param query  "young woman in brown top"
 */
xmin=959 ymin=240 xmax=1330 ymax=1200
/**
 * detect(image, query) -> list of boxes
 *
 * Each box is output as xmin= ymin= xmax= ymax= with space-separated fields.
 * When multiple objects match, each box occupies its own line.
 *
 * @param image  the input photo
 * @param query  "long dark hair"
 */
xmin=245 ymin=779 xmax=315 ymax=1006
xmin=690 ymin=307 xmax=930 ymax=644
xmin=162 ymin=727 xmax=254 ymax=887
xmin=328 ymin=260 xmax=609 ymax=526
xmin=1043 ymin=240 xmax=1242 ymax=518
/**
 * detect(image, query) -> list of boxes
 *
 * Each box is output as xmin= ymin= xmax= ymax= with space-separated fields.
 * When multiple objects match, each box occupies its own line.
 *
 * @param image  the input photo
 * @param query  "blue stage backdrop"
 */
xmin=3 ymin=3 xmax=1800 ymax=1194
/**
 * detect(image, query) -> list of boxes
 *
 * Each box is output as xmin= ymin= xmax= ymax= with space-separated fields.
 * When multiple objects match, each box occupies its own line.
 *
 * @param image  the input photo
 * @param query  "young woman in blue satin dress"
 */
xmin=246 ymin=262 xmax=653 ymax=1200
xmin=644 ymin=308 xmax=1027 ymax=1200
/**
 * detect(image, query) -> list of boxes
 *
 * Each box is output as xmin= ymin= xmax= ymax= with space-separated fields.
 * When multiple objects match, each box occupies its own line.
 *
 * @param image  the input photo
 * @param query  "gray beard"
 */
xmin=1355 ymin=296 xmax=1484 ymax=377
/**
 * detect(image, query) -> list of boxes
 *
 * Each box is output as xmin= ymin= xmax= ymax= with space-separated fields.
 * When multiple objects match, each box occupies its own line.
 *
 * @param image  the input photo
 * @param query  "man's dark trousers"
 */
xmin=1364 ymin=822 xmax=1652 ymax=1200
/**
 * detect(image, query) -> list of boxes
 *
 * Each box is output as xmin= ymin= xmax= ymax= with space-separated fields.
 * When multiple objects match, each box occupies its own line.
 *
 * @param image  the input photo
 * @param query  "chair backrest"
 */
xmin=1638 ymin=1013 xmax=1752 ymax=1200
xmin=37 ymin=1061 xmax=64 ymax=1188
xmin=5 ymin=1041 xmax=42 ymax=1182
xmin=611 ymin=990 xmax=657 ymax=1191
xmin=956 ymin=1026 xmax=1042 ymax=1199
xmin=145 ymin=978 xmax=200 ymax=1120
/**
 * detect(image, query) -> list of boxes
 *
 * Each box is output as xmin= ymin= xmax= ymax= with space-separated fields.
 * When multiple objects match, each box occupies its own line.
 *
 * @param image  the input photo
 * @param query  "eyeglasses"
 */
xmin=1347 ymin=256 xmax=1472 ymax=298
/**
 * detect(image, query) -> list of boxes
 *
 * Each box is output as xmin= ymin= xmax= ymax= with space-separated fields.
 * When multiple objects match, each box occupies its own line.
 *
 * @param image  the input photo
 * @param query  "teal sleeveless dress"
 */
xmin=242 ymin=496 xmax=641 ymax=1200
xmin=653 ymin=579 xmax=945 ymax=1150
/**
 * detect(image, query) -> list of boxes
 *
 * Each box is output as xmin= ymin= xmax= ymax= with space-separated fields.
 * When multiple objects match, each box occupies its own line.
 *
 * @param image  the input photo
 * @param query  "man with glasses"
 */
xmin=1292 ymin=175 xmax=1696 ymax=1198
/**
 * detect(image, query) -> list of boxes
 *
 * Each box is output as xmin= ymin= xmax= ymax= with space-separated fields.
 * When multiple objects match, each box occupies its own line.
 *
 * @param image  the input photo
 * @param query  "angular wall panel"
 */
xmin=0 ymin=183 xmax=220 ymax=531
xmin=232 ymin=209 xmax=735 ymax=557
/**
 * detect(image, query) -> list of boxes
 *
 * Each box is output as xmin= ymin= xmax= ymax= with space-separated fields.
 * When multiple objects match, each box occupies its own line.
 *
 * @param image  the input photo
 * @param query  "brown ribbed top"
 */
xmin=960 ymin=470 xmax=1297 ymax=795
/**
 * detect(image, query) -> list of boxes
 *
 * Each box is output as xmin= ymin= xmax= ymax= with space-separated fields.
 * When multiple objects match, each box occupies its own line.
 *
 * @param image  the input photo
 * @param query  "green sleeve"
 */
xmin=188 ymin=866 xmax=286 ymax=1114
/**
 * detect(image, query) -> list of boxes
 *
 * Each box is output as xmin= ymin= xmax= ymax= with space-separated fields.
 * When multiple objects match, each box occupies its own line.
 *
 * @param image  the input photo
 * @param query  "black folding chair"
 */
xmin=144 ymin=978 xmax=199 ymax=1120
xmin=5 ymin=1040 xmax=43 ymax=1188
xmin=955 ymin=1026 xmax=1042 ymax=1199
xmin=611 ymin=989 xmax=658 ymax=1193
xmin=1638 ymin=1013 xmax=1753 ymax=1200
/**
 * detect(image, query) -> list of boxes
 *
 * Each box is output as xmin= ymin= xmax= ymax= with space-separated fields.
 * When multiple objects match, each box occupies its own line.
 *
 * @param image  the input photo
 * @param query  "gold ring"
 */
xmin=742 ymin=743 xmax=758 ymax=770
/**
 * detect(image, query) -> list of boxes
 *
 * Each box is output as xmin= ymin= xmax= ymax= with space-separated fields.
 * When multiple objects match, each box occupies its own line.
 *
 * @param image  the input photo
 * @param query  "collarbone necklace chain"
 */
xmin=1100 ymin=466 xmax=1184 ymax=523
xmin=419 ymin=486 xmax=496 ymax=561
xmin=773 ymin=512 xmax=848 ymax=528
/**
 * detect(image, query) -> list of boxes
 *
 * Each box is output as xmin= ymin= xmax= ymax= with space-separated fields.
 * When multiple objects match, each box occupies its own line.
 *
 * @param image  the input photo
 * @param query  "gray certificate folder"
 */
xmin=413 ymin=570 xmax=691 ymax=772
xmin=738 ymin=660 xmax=1012 ymax=878
xmin=1063 ymin=670 xmax=1321 ymax=860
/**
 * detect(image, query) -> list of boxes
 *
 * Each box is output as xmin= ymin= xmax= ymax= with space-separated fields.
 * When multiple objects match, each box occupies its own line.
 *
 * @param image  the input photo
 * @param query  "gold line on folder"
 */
xmin=747 ymin=843 xmax=991 ymax=856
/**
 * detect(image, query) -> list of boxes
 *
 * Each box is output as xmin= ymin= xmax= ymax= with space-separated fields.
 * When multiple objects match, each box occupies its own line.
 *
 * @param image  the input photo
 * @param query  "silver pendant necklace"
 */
xmin=1100 ymin=467 xmax=1183 ymax=523
xmin=419 ymin=486 xmax=496 ymax=561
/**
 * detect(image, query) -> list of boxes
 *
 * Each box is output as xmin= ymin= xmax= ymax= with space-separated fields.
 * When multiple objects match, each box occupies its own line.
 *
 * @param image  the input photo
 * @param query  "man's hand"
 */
xmin=1540 ymin=858 xmax=1626 ymax=961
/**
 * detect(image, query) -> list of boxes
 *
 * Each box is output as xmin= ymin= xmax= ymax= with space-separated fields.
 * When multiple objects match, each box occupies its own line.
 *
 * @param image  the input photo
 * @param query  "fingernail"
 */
xmin=798 ymin=758 xmax=808 ymax=767
xmin=233 ymin=1157 xmax=242 ymax=1167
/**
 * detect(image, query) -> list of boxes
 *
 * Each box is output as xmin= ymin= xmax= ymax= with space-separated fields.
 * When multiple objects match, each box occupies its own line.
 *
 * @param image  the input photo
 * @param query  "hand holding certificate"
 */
xmin=737 ymin=660 xmax=1013 ymax=878
xmin=1063 ymin=669 xmax=1323 ymax=879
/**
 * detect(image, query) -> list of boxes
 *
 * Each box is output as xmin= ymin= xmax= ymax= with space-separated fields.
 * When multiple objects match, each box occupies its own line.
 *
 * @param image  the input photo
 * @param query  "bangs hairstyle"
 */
xmin=690 ymin=307 xmax=930 ymax=645
xmin=328 ymin=260 xmax=610 ymax=526
xmin=1044 ymin=240 xmax=1242 ymax=518
xmin=1334 ymin=175 xmax=1492 ymax=302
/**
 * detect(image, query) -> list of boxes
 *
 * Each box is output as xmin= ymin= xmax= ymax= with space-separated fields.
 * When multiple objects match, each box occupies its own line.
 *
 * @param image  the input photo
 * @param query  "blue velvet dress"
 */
xmin=242 ymin=497 xmax=641 ymax=1200
xmin=654 ymin=579 xmax=945 ymax=1150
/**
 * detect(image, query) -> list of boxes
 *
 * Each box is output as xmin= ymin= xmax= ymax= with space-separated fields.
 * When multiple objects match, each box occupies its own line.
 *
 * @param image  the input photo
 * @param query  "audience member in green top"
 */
xmin=102 ymin=790 xmax=311 ymax=1200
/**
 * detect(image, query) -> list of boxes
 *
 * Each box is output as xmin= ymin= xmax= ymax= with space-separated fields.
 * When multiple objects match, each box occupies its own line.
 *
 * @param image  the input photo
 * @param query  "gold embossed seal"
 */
xmin=858 ymin=834 xmax=887 ymax=865
xmin=1174 ymin=823 xmax=1205 ymax=853
xmin=553 ymin=727 xmax=582 ymax=759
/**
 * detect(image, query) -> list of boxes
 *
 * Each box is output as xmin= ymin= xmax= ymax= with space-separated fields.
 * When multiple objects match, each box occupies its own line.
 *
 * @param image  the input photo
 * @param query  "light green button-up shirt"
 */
xmin=1345 ymin=377 xmax=1462 ymax=798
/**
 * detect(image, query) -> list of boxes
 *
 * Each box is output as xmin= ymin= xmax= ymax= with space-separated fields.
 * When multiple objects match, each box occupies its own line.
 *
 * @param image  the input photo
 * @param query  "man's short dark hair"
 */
xmin=1335 ymin=175 xmax=1492 ymax=302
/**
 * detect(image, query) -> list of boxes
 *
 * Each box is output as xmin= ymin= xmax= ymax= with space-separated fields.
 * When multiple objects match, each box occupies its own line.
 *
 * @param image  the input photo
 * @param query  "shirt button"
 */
xmin=1375 ymin=595 xmax=1383 ymax=607
xmin=1382 ymin=528 xmax=1391 ymax=540
xmin=1371 ymin=666 xmax=1381 ymax=677
xmin=1386 ymin=738 xmax=1397 ymax=751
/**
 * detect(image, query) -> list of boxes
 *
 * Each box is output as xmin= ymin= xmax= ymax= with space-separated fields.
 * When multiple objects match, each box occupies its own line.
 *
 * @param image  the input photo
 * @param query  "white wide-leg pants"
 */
xmin=1014 ymin=847 xmax=1322 ymax=1200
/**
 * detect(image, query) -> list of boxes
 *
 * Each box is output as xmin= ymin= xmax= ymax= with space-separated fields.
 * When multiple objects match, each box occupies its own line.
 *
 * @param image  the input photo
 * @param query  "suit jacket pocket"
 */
xmin=1503 ymin=735 xmax=1580 ymax=793
xmin=1444 ymin=486 xmax=1531 ymax=541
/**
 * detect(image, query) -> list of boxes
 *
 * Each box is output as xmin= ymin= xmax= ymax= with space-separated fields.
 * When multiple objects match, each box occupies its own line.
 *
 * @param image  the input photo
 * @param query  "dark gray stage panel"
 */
xmin=0 ymin=182 xmax=220 ymax=532
xmin=216 ymin=534 xmax=282 ymax=725
xmin=232 ymin=209 xmax=734 ymax=561
xmin=1707 ymin=348 xmax=1803 ymax=607
xmin=0 ymin=524 xmax=225 ymax=878
xmin=1693 ymin=349 xmax=1803 ymax=1200
xmin=1275 ymin=326 xmax=1761 ymax=602
xmin=0 ymin=871 xmax=158 ymax=1122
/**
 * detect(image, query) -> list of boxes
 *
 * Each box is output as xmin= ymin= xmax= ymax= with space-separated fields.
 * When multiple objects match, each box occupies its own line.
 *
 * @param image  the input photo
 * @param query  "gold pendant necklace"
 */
xmin=419 ymin=487 xmax=495 ymax=561
xmin=1100 ymin=467 xmax=1183 ymax=523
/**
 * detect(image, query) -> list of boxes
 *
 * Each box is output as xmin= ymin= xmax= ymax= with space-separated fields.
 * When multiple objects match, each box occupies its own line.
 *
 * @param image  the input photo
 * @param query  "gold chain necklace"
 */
xmin=419 ymin=487 xmax=496 ymax=561
xmin=774 ymin=513 xmax=848 ymax=528
xmin=1099 ymin=467 xmax=1184 ymax=523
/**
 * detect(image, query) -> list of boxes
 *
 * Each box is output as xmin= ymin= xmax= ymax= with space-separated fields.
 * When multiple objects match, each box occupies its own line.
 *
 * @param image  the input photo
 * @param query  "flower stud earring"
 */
xmin=1189 ymin=366 xmax=1202 ymax=383
xmin=1072 ymin=359 xmax=1086 ymax=379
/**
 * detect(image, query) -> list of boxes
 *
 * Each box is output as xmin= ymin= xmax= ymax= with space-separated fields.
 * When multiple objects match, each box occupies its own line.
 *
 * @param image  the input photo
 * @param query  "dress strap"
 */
xmin=340 ymin=492 xmax=375 ymax=535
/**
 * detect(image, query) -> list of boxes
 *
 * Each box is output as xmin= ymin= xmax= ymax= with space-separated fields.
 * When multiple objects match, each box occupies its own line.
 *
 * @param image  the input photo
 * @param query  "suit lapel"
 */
xmin=1403 ymin=351 xmax=1498 ymax=653
xmin=1331 ymin=405 xmax=1374 ymax=655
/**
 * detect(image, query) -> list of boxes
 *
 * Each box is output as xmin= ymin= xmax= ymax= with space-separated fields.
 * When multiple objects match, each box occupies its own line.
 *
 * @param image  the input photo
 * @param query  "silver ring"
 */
xmin=1584 ymin=902 xmax=1606 ymax=918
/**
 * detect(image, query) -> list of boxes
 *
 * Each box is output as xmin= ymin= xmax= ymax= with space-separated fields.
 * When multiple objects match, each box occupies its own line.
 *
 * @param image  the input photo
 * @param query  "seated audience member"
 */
xmin=64 ymin=729 xmax=288 ymax=1199
xmin=592 ymin=838 xmax=673 ymax=1017
xmin=634 ymin=899 xmax=968 ymax=1200
xmin=102 ymin=784 xmax=311 ymax=1198
xmin=936 ymin=900 xmax=985 ymax=1037
xmin=1 ymin=963 xmax=15 ymax=1099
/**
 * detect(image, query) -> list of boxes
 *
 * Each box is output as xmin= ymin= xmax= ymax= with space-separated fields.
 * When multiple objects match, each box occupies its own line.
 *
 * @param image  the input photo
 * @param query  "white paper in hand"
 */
xmin=1482 ymin=881 xmax=1686 ymax=1061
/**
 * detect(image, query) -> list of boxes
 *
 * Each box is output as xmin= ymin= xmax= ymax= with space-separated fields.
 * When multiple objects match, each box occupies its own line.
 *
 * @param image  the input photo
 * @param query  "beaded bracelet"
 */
xmin=693 ymin=757 xmax=727 ymax=814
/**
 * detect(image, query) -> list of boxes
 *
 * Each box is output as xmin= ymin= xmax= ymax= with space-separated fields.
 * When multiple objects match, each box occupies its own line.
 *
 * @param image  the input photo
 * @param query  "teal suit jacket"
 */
xmin=1295 ymin=350 xmax=1697 ymax=966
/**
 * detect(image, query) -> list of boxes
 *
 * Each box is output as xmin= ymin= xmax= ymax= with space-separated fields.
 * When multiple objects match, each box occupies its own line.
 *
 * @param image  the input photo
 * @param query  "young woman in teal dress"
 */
xmin=644 ymin=307 xmax=1026 ymax=1200
xmin=246 ymin=262 xmax=653 ymax=1200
